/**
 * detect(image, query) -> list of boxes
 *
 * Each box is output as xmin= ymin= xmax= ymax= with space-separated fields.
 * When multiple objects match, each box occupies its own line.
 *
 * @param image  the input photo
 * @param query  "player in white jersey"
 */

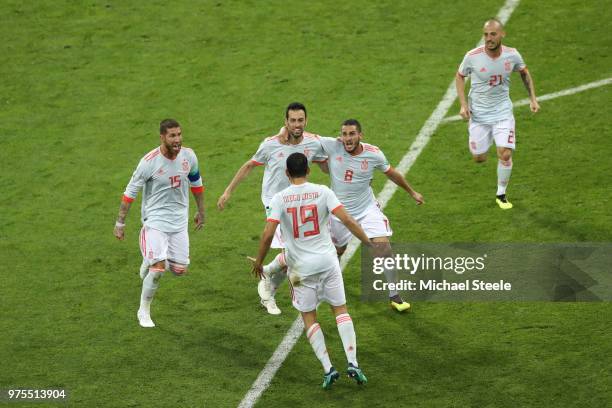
xmin=113 ymin=119 xmax=205 ymax=328
xmin=217 ymin=102 xmax=327 ymax=315
xmin=252 ymin=152 xmax=372 ymax=389
xmin=455 ymin=18 xmax=539 ymax=209
xmin=320 ymin=119 xmax=424 ymax=312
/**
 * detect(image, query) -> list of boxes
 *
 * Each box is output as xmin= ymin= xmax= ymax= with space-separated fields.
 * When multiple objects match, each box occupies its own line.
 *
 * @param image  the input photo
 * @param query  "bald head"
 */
xmin=482 ymin=18 xmax=505 ymax=53
xmin=484 ymin=18 xmax=504 ymax=30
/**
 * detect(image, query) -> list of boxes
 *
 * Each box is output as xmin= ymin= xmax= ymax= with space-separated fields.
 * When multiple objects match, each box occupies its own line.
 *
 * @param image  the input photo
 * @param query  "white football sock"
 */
xmin=306 ymin=323 xmax=332 ymax=372
xmin=264 ymin=253 xmax=287 ymax=296
xmin=139 ymin=259 xmax=149 ymax=280
xmin=140 ymin=269 xmax=163 ymax=315
xmin=336 ymin=313 xmax=358 ymax=366
xmin=497 ymin=159 xmax=513 ymax=196
xmin=383 ymin=267 xmax=400 ymax=298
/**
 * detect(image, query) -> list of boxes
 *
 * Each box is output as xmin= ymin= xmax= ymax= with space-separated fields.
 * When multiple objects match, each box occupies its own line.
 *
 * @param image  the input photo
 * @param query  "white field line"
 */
xmin=237 ymin=1 xmax=521 ymax=407
xmin=442 ymin=77 xmax=612 ymax=123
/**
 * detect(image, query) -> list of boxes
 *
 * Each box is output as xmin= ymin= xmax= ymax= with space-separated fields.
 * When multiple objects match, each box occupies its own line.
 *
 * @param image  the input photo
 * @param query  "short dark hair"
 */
xmin=285 ymin=102 xmax=307 ymax=119
xmin=286 ymin=152 xmax=309 ymax=178
xmin=160 ymin=119 xmax=181 ymax=134
xmin=342 ymin=118 xmax=362 ymax=133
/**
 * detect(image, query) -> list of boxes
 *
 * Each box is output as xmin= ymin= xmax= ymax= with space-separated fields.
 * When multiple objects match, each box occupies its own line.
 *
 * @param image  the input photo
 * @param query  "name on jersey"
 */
xmin=283 ymin=192 xmax=320 ymax=203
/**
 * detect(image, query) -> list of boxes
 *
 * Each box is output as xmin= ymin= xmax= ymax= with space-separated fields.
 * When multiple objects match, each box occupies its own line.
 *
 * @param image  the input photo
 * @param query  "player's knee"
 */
xmin=331 ymin=304 xmax=348 ymax=316
xmin=169 ymin=262 xmax=188 ymax=276
xmin=498 ymin=149 xmax=512 ymax=162
xmin=473 ymin=154 xmax=487 ymax=163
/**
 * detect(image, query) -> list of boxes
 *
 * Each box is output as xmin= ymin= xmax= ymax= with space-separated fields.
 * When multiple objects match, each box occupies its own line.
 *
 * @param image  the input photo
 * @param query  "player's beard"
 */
xmin=289 ymin=128 xmax=303 ymax=140
xmin=343 ymin=141 xmax=359 ymax=154
xmin=486 ymin=40 xmax=501 ymax=51
xmin=164 ymin=141 xmax=181 ymax=155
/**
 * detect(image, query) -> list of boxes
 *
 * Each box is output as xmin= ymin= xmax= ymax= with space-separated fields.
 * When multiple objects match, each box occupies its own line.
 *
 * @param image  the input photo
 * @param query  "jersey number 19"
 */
xmin=287 ymin=205 xmax=320 ymax=238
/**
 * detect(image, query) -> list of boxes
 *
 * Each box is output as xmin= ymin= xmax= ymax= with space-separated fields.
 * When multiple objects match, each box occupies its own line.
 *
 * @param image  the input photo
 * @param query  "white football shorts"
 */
xmin=289 ymin=262 xmax=346 ymax=312
xmin=139 ymin=226 xmax=190 ymax=266
xmin=468 ymin=116 xmax=516 ymax=155
xmin=330 ymin=202 xmax=392 ymax=247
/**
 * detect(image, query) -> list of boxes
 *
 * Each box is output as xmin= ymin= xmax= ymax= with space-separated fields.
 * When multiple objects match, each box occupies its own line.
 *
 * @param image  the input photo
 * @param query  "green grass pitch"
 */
xmin=1 ymin=0 xmax=610 ymax=407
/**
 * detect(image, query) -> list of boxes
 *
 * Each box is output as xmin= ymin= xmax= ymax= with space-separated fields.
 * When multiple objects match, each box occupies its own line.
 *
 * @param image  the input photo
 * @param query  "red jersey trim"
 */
xmin=190 ymin=186 xmax=204 ymax=194
xmin=122 ymin=195 xmax=135 ymax=203
xmin=144 ymin=148 xmax=161 ymax=162
xmin=266 ymin=218 xmax=280 ymax=224
xmin=331 ymin=204 xmax=344 ymax=214
xmin=251 ymin=160 xmax=264 ymax=166
xmin=468 ymin=46 xmax=485 ymax=56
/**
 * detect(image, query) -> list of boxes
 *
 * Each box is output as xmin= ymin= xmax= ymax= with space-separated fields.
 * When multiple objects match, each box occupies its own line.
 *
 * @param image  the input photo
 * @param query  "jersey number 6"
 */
xmin=287 ymin=205 xmax=320 ymax=238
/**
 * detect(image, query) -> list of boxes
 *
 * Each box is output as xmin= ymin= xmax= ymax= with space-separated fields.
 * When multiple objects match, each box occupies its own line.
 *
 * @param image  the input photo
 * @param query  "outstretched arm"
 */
xmin=455 ymin=72 xmax=470 ymax=120
xmin=252 ymin=221 xmax=278 ymax=279
xmin=519 ymin=68 xmax=540 ymax=113
xmin=385 ymin=168 xmax=424 ymax=205
xmin=217 ymin=160 xmax=258 ymax=210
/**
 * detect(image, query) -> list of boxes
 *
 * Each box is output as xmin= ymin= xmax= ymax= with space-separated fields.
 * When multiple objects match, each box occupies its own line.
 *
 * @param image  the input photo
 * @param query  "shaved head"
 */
xmin=482 ymin=18 xmax=505 ymax=53
xmin=484 ymin=18 xmax=504 ymax=30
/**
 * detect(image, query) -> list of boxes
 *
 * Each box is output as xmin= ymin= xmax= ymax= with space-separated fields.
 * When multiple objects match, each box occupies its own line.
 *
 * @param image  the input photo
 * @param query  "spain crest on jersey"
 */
xmin=361 ymin=159 xmax=369 ymax=170
xmin=303 ymin=147 xmax=310 ymax=157
xmin=182 ymin=159 xmax=190 ymax=172
xmin=504 ymin=59 xmax=512 ymax=72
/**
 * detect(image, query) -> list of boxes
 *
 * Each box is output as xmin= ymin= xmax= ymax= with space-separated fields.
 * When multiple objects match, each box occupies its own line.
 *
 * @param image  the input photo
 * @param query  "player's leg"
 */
xmin=257 ymin=214 xmax=287 ymax=314
xmin=330 ymin=214 xmax=352 ymax=259
xmin=493 ymin=117 xmax=516 ymax=209
xmin=468 ymin=120 xmax=493 ymax=163
xmin=167 ymin=229 xmax=190 ymax=276
xmin=137 ymin=227 xmax=169 ymax=328
xmin=324 ymin=264 xmax=367 ymax=385
xmin=360 ymin=206 xmax=410 ymax=312
xmin=370 ymin=237 xmax=410 ymax=312
xmin=293 ymin=274 xmax=338 ymax=388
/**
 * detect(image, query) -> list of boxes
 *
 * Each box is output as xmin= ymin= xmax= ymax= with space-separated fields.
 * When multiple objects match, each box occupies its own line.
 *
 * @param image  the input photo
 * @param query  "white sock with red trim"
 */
xmin=140 ymin=270 xmax=163 ymax=315
xmin=497 ymin=159 xmax=513 ymax=196
xmin=264 ymin=253 xmax=287 ymax=295
xmin=336 ymin=313 xmax=358 ymax=366
xmin=306 ymin=323 xmax=332 ymax=372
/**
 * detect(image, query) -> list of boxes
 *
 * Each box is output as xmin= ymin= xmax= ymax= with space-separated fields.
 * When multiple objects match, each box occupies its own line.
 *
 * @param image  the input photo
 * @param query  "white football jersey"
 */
xmin=267 ymin=182 xmax=342 ymax=277
xmin=123 ymin=147 xmax=203 ymax=233
xmin=458 ymin=45 xmax=526 ymax=124
xmin=251 ymin=132 xmax=327 ymax=207
xmin=320 ymin=137 xmax=390 ymax=216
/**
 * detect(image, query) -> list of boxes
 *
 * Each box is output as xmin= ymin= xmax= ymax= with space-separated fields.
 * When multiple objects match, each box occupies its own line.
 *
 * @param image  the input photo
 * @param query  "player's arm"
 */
xmin=332 ymin=206 xmax=372 ymax=248
xmin=252 ymin=220 xmax=279 ymax=279
xmin=455 ymin=72 xmax=470 ymax=120
xmin=114 ymin=198 xmax=132 ymax=240
xmin=217 ymin=160 xmax=258 ymax=210
xmin=519 ymin=68 xmax=540 ymax=113
xmin=192 ymin=189 xmax=205 ymax=230
xmin=384 ymin=167 xmax=424 ymax=205
xmin=114 ymin=162 xmax=146 ymax=240
xmin=315 ymin=160 xmax=329 ymax=174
